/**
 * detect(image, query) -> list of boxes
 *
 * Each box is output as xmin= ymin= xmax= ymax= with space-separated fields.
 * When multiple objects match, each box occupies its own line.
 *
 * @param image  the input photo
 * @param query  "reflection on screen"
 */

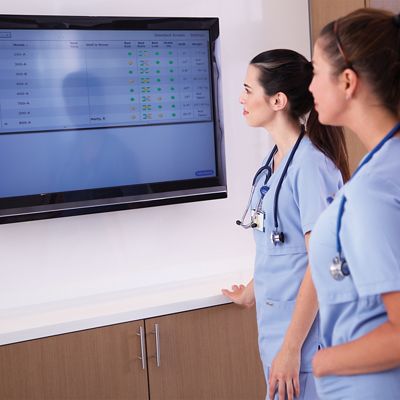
xmin=0 ymin=29 xmax=217 ymax=197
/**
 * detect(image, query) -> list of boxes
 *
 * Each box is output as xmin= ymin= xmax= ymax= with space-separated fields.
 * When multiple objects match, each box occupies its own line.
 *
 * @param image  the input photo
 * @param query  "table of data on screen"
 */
xmin=0 ymin=30 xmax=213 ymax=133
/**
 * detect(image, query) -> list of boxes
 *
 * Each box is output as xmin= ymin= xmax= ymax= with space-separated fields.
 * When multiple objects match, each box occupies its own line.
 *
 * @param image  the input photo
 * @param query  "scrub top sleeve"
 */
xmin=293 ymin=155 xmax=341 ymax=235
xmin=342 ymin=177 xmax=400 ymax=297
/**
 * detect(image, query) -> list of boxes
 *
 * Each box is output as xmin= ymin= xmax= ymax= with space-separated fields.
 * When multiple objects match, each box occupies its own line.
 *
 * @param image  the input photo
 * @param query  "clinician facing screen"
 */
xmin=222 ymin=49 xmax=349 ymax=400
xmin=309 ymin=8 xmax=400 ymax=400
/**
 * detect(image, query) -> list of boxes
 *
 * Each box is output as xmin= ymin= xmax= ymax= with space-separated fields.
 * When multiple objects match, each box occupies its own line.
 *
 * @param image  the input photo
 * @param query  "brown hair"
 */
xmin=251 ymin=49 xmax=350 ymax=182
xmin=319 ymin=8 xmax=400 ymax=118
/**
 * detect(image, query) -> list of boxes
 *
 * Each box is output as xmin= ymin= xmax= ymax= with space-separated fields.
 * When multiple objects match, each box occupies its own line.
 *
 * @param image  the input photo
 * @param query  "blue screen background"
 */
xmin=0 ymin=28 xmax=217 ymax=197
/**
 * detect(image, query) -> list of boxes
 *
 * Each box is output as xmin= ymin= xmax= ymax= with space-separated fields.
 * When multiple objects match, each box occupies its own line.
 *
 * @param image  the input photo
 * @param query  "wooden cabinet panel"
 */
xmin=0 ymin=321 xmax=149 ymax=400
xmin=146 ymin=304 xmax=265 ymax=400
xmin=366 ymin=0 xmax=400 ymax=12
xmin=309 ymin=0 xmax=366 ymax=44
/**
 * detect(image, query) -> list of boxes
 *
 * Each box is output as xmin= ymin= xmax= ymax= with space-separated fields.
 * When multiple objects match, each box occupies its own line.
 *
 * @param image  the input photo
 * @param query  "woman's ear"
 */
xmin=342 ymin=68 xmax=358 ymax=100
xmin=270 ymin=92 xmax=288 ymax=111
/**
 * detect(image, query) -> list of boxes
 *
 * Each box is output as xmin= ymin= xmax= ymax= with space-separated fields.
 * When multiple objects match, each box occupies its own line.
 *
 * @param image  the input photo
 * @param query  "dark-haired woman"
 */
xmin=222 ymin=49 xmax=349 ymax=400
xmin=308 ymin=8 xmax=400 ymax=399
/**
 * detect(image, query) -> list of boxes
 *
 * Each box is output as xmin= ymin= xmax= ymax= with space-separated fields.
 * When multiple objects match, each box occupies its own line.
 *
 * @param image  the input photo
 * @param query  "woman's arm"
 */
xmin=313 ymin=290 xmax=400 ymax=377
xmin=221 ymin=279 xmax=255 ymax=308
xmin=269 ymin=233 xmax=319 ymax=400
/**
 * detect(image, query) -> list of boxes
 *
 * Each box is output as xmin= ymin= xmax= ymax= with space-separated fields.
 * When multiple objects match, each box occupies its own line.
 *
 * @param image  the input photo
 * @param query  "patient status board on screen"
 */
xmin=0 ymin=30 xmax=213 ymax=134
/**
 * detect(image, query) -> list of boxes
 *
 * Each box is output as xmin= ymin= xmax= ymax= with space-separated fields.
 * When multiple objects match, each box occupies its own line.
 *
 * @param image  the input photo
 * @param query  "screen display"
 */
xmin=0 ymin=16 xmax=225 ymax=223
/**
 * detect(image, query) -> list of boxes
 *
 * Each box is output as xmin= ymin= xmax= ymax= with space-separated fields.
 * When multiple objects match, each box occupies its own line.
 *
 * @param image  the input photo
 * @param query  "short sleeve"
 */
xmin=293 ymin=152 xmax=342 ymax=235
xmin=342 ymin=176 xmax=400 ymax=296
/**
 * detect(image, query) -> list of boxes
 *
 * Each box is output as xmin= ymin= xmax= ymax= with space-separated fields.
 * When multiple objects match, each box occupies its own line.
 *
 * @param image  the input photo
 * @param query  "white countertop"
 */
xmin=0 ymin=268 xmax=252 ymax=346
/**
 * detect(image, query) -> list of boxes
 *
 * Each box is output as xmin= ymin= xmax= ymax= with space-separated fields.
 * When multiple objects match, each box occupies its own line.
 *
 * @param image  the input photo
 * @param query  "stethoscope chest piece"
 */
xmin=330 ymin=256 xmax=350 ymax=281
xmin=271 ymin=230 xmax=285 ymax=245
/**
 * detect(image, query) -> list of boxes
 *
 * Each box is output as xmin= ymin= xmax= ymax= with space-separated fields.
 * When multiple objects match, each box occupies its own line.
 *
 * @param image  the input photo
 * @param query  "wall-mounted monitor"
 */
xmin=0 ymin=15 xmax=226 ymax=223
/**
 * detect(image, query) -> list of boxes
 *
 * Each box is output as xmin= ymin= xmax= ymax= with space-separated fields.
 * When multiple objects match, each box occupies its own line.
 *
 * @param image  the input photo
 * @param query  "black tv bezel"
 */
xmin=0 ymin=14 xmax=226 ymax=224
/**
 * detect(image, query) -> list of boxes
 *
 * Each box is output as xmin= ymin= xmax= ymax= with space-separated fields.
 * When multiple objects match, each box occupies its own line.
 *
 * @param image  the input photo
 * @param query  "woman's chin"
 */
xmin=245 ymin=119 xmax=260 ymax=128
xmin=315 ymin=112 xmax=332 ymax=126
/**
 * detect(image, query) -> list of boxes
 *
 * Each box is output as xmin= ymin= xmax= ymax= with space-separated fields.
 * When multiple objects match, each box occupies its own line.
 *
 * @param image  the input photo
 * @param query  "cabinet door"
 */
xmin=0 ymin=321 xmax=149 ymax=400
xmin=146 ymin=303 xmax=266 ymax=400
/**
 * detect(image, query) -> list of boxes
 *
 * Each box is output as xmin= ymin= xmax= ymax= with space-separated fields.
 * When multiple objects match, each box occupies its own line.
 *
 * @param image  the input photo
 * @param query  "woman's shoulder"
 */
xmin=292 ymin=136 xmax=339 ymax=175
xmin=347 ymin=137 xmax=400 ymax=198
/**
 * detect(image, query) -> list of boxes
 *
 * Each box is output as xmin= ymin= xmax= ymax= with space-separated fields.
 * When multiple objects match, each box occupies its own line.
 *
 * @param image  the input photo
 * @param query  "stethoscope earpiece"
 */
xmin=235 ymin=219 xmax=258 ymax=229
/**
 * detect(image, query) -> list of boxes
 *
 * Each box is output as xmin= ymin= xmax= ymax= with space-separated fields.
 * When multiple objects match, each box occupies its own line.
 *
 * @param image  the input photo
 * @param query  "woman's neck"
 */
xmin=345 ymin=103 xmax=399 ymax=152
xmin=264 ymin=116 xmax=301 ymax=166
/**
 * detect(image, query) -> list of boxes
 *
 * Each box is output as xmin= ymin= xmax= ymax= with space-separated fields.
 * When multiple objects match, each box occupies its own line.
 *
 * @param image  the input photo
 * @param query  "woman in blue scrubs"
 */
xmin=309 ymin=9 xmax=400 ymax=399
xmin=222 ymin=49 xmax=349 ymax=400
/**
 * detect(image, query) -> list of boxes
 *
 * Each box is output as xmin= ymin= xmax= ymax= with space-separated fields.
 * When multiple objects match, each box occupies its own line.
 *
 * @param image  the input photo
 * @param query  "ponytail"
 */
xmin=307 ymin=108 xmax=350 ymax=182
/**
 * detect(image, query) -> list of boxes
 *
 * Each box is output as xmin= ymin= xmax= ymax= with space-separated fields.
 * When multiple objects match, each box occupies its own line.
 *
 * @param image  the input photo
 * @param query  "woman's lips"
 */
xmin=243 ymin=110 xmax=249 ymax=116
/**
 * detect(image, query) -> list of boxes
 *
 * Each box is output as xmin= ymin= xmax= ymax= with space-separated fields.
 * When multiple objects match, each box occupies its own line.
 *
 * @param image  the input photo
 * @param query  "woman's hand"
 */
xmin=268 ymin=346 xmax=301 ymax=400
xmin=221 ymin=280 xmax=255 ymax=308
xmin=312 ymin=347 xmax=330 ymax=378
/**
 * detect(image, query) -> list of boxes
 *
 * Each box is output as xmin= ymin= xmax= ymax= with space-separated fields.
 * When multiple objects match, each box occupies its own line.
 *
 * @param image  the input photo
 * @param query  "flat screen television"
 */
xmin=0 ymin=15 xmax=226 ymax=223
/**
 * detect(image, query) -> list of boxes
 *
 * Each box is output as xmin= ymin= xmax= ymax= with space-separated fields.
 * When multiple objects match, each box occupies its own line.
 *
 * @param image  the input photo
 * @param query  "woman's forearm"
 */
xmin=314 ymin=291 xmax=400 ymax=377
xmin=313 ymin=321 xmax=400 ymax=376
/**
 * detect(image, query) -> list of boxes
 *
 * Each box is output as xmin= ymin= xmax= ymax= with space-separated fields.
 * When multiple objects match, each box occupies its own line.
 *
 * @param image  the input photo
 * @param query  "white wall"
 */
xmin=0 ymin=0 xmax=310 ymax=309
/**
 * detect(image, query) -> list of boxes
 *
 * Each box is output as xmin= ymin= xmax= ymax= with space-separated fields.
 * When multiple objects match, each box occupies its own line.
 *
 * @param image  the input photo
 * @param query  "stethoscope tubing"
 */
xmin=335 ymin=121 xmax=400 ymax=258
xmin=237 ymin=126 xmax=305 ymax=234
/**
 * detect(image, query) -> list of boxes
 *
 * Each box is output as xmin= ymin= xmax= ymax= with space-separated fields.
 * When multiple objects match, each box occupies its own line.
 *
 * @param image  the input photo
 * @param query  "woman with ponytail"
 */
xmin=308 ymin=8 xmax=400 ymax=399
xmin=222 ymin=49 xmax=349 ymax=400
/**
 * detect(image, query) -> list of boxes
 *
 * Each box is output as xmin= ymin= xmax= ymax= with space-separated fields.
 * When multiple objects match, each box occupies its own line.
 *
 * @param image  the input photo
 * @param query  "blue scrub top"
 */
xmin=252 ymin=136 xmax=343 ymax=373
xmin=309 ymin=137 xmax=400 ymax=399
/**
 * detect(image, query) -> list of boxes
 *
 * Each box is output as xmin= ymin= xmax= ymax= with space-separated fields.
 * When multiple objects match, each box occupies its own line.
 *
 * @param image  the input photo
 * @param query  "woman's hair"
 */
xmin=250 ymin=49 xmax=350 ymax=182
xmin=318 ymin=8 xmax=400 ymax=118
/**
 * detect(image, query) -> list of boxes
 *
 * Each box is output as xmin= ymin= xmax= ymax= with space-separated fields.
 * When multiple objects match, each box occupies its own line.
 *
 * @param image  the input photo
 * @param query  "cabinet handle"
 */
xmin=136 ymin=326 xmax=146 ymax=370
xmin=152 ymin=323 xmax=161 ymax=367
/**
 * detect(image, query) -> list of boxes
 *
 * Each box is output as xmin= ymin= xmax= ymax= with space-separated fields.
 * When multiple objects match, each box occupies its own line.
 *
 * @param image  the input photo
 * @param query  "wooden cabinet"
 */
xmin=309 ymin=0 xmax=366 ymax=45
xmin=366 ymin=0 xmax=400 ymax=12
xmin=146 ymin=304 xmax=265 ymax=400
xmin=0 ymin=304 xmax=266 ymax=400
xmin=0 ymin=320 xmax=149 ymax=400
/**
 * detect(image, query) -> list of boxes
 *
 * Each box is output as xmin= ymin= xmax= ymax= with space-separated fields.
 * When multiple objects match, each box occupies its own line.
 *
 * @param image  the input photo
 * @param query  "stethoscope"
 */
xmin=236 ymin=126 xmax=305 ymax=245
xmin=330 ymin=121 xmax=400 ymax=280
